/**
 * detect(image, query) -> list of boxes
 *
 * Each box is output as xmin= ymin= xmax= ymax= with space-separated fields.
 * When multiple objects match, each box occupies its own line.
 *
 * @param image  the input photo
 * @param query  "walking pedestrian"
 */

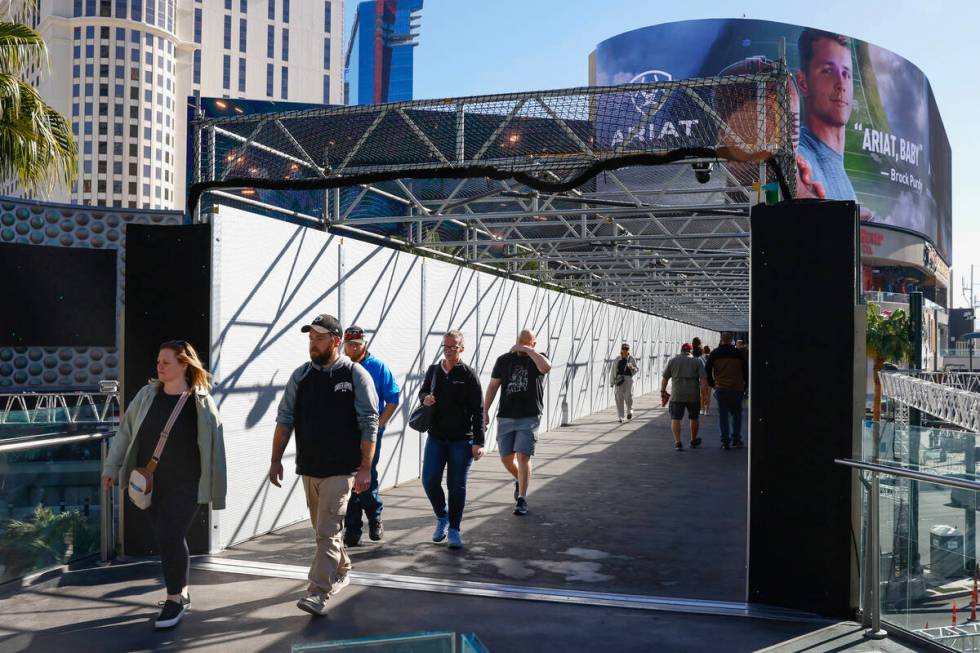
xmin=701 ymin=345 xmax=713 ymax=415
xmin=609 ymin=343 xmax=639 ymax=423
xmin=268 ymin=314 xmax=379 ymax=616
xmin=419 ymin=330 xmax=485 ymax=549
xmin=660 ymin=343 xmax=707 ymax=451
xmin=102 ymin=340 xmax=227 ymax=629
xmin=691 ymin=337 xmax=710 ymax=415
xmin=705 ymin=332 xmax=748 ymax=449
xmin=484 ymin=329 xmax=551 ymax=516
xmin=342 ymin=325 xmax=400 ymax=547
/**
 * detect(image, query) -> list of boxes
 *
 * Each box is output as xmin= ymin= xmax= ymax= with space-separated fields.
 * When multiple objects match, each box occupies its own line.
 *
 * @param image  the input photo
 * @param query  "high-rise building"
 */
xmin=344 ymin=0 xmax=422 ymax=106
xmin=2 ymin=0 xmax=345 ymax=210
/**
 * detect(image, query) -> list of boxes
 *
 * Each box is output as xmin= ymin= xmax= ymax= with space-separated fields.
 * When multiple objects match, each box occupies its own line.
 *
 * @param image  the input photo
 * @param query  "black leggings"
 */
xmin=150 ymin=481 xmax=200 ymax=595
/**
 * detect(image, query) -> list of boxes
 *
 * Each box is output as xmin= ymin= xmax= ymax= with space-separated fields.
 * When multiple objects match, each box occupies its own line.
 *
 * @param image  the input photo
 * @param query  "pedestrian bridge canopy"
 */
xmin=190 ymin=66 xmax=797 ymax=331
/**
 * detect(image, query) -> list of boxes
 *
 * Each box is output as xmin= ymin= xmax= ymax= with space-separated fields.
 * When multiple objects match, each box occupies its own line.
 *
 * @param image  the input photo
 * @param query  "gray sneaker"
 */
xmin=328 ymin=575 xmax=350 ymax=597
xmin=296 ymin=592 xmax=329 ymax=616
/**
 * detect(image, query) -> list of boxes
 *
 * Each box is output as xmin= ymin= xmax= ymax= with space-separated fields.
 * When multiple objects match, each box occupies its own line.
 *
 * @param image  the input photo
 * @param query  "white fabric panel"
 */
xmin=210 ymin=206 xmax=720 ymax=549
xmin=340 ymin=237 xmax=425 ymax=497
xmin=211 ymin=207 xmax=342 ymax=549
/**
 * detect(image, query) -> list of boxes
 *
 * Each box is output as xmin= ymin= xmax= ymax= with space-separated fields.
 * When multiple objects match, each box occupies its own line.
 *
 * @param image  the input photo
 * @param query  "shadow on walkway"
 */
xmin=221 ymin=392 xmax=748 ymax=600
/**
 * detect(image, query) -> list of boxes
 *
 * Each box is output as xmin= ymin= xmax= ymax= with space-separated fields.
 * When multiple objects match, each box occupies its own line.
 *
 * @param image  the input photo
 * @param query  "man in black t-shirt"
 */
xmin=484 ymin=329 xmax=551 ymax=516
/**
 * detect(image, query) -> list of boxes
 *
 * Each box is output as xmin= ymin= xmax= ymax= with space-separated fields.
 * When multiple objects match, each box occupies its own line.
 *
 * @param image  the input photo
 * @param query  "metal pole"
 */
xmin=99 ymin=437 xmax=111 ymax=563
xmin=866 ymin=468 xmax=888 ymax=639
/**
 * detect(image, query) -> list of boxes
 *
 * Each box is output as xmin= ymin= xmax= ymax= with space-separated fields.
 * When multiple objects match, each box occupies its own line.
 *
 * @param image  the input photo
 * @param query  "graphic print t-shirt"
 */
xmin=492 ymin=352 xmax=545 ymax=418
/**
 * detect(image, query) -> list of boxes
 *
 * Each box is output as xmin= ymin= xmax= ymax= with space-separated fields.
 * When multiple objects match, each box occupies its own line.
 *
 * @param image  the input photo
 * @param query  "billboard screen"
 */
xmin=593 ymin=19 xmax=952 ymax=264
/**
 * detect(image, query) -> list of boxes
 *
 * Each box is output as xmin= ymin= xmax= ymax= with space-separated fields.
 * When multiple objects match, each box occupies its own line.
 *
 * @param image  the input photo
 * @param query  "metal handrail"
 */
xmin=837 ymin=456 xmax=980 ymax=641
xmin=836 ymin=458 xmax=980 ymax=492
xmin=0 ymin=430 xmax=113 ymax=454
xmin=1 ymin=429 xmax=117 ymax=563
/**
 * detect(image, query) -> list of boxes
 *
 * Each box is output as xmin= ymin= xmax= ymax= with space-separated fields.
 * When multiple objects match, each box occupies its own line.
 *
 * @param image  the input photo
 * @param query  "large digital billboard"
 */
xmin=593 ymin=19 xmax=952 ymax=264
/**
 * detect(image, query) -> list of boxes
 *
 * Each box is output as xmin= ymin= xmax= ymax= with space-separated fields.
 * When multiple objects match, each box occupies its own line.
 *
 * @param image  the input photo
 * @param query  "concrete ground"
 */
xmin=0 ymin=394 xmax=935 ymax=652
xmin=222 ymin=393 xmax=749 ymax=601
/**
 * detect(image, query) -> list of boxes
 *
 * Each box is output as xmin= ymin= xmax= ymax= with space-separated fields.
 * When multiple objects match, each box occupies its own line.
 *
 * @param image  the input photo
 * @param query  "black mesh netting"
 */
xmin=189 ymin=68 xmax=796 ymax=213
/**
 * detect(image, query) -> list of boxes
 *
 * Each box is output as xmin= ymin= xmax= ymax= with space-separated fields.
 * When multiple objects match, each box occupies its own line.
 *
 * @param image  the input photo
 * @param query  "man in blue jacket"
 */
xmin=342 ymin=325 xmax=400 ymax=547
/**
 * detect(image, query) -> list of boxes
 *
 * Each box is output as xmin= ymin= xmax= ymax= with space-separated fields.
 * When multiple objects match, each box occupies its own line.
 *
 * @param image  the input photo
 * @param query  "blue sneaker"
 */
xmin=432 ymin=517 xmax=449 ymax=543
xmin=447 ymin=528 xmax=463 ymax=549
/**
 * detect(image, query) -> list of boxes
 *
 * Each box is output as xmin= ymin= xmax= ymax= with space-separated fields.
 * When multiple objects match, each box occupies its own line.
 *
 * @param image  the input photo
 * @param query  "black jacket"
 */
xmin=418 ymin=362 xmax=485 ymax=445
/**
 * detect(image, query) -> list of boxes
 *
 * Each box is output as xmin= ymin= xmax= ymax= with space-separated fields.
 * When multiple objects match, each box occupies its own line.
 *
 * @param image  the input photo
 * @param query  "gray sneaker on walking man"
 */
xmin=268 ymin=314 xmax=379 ymax=616
xmin=484 ymin=329 xmax=551 ymax=516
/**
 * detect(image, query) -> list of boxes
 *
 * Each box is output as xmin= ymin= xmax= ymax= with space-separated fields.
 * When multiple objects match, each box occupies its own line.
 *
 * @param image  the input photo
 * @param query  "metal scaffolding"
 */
xmin=190 ymin=68 xmax=797 ymax=331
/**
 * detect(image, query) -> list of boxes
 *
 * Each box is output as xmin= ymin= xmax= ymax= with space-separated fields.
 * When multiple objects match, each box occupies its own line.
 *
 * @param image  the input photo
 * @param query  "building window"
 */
xmin=224 ymin=15 xmax=232 ymax=49
xmin=281 ymin=28 xmax=288 ymax=61
xmin=282 ymin=0 xmax=289 ymax=23
xmin=223 ymin=55 xmax=230 ymax=90
xmin=194 ymin=8 xmax=201 ymax=43
xmin=115 ymin=0 xmax=126 ymax=18
xmin=193 ymin=49 xmax=201 ymax=84
xmin=100 ymin=0 xmax=110 ymax=17
xmin=323 ymin=74 xmax=329 ymax=104
xmin=267 ymin=25 xmax=274 ymax=58
xmin=268 ymin=0 xmax=274 ymax=20
xmin=240 ymin=18 xmax=247 ymax=52
xmin=74 ymin=0 xmax=82 ymax=17
xmin=323 ymin=37 xmax=330 ymax=68
xmin=146 ymin=0 xmax=155 ymax=25
xmin=225 ymin=0 xmax=231 ymax=9
xmin=266 ymin=62 xmax=273 ymax=97
xmin=85 ymin=0 xmax=95 ymax=15
xmin=240 ymin=0 xmax=247 ymax=11
xmin=132 ymin=0 xmax=142 ymax=21
xmin=281 ymin=66 xmax=287 ymax=99
xmin=238 ymin=58 xmax=246 ymax=92
xmin=324 ymin=1 xmax=330 ymax=31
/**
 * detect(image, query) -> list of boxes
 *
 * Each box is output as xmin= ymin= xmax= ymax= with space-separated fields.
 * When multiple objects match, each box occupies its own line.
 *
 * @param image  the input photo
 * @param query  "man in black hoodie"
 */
xmin=418 ymin=330 xmax=485 ymax=549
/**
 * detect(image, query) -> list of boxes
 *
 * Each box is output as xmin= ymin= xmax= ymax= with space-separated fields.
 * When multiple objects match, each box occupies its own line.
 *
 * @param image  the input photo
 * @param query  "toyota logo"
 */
xmin=629 ymin=70 xmax=673 ymax=115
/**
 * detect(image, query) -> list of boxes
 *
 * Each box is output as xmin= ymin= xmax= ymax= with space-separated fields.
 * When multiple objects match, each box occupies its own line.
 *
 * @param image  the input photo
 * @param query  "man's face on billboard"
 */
xmin=799 ymin=37 xmax=853 ymax=129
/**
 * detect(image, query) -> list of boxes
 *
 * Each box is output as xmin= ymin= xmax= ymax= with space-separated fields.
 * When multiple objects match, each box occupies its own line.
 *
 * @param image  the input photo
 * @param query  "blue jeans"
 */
xmin=421 ymin=436 xmax=473 ymax=530
xmin=344 ymin=429 xmax=384 ymax=536
xmin=714 ymin=389 xmax=744 ymax=443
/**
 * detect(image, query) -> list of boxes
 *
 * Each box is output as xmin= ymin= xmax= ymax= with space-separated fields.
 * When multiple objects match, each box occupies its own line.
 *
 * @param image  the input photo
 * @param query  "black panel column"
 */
xmin=748 ymin=200 xmax=862 ymax=619
xmin=122 ymin=222 xmax=211 ymax=556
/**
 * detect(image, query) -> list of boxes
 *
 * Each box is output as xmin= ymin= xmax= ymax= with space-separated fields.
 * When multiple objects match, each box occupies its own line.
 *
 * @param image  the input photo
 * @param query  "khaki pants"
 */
xmin=614 ymin=376 xmax=634 ymax=418
xmin=302 ymin=474 xmax=354 ymax=594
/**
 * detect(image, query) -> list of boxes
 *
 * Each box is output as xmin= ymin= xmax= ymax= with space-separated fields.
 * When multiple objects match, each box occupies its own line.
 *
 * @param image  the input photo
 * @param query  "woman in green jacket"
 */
xmin=102 ymin=340 xmax=227 ymax=630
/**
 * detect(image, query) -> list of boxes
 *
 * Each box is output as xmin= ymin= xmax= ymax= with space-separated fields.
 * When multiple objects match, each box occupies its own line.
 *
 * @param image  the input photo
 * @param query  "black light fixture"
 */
xmin=692 ymin=161 xmax=713 ymax=184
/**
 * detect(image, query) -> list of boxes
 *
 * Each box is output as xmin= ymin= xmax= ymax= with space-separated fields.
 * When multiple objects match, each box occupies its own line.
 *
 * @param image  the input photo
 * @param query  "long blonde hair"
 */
xmin=156 ymin=340 xmax=211 ymax=391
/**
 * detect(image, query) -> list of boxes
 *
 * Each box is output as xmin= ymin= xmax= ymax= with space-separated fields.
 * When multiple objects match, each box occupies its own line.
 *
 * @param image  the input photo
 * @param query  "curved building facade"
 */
xmin=590 ymin=18 xmax=952 ymax=308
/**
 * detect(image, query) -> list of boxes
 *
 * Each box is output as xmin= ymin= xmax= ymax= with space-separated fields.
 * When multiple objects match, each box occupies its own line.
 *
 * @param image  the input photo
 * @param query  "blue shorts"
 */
xmin=496 ymin=416 xmax=540 ymax=456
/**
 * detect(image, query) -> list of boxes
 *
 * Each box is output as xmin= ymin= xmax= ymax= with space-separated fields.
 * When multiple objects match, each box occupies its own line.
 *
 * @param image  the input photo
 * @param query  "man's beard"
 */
xmin=310 ymin=349 xmax=332 ymax=365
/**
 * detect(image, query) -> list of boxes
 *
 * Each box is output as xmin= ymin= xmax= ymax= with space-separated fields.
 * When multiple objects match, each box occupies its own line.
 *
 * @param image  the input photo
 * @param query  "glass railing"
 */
xmin=291 ymin=632 xmax=489 ymax=652
xmin=0 ymin=429 xmax=115 ymax=585
xmin=843 ymin=420 xmax=980 ymax=650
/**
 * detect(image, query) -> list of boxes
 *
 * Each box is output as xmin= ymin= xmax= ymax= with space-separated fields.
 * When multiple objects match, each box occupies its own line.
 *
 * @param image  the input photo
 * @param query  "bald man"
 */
xmin=485 ymin=329 xmax=552 ymax=516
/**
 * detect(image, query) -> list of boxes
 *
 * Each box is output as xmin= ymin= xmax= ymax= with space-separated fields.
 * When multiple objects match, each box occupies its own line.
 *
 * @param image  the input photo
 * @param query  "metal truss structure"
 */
xmin=191 ymin=68 xmax=796 ymax=331
xmin=880 ymin=372 xmax=980 ymax=433
xmin=0 ymin=390 xmax=121 ymax=425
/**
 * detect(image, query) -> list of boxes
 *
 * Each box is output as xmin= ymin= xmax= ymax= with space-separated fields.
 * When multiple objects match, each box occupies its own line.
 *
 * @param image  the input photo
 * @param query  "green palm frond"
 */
xmin=0 ymin=72 xmax=77 ymax=191
xmin=0 ymin=20 xmax=47 ymax=76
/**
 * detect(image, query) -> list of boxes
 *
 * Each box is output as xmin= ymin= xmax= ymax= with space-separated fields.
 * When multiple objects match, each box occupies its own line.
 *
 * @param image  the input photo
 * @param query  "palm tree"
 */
xmin=866 ymin=302 xmax=914 ymax=422
xmin=0 ymin=3 xmax=77 ymax=193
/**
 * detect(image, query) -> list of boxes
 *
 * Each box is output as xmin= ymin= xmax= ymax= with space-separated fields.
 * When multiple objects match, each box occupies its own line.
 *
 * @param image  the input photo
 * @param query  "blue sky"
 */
xmin=345 ymin=0 xmax=979 ymax=307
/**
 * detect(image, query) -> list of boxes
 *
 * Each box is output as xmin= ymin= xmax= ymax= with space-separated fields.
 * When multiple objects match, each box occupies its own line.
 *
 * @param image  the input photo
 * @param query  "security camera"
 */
xmin=692 ymin=161 xmax=713 ymax=184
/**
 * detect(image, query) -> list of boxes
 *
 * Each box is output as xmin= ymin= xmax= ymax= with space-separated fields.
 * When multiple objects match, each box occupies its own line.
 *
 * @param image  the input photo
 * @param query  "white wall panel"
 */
xmin=211 ymin=207 xmax=342 ymax=549
xmin=340 ymin=237 xmax=425 ymax=495
xmin=210 ymin=206 xmax=720 ymax=549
